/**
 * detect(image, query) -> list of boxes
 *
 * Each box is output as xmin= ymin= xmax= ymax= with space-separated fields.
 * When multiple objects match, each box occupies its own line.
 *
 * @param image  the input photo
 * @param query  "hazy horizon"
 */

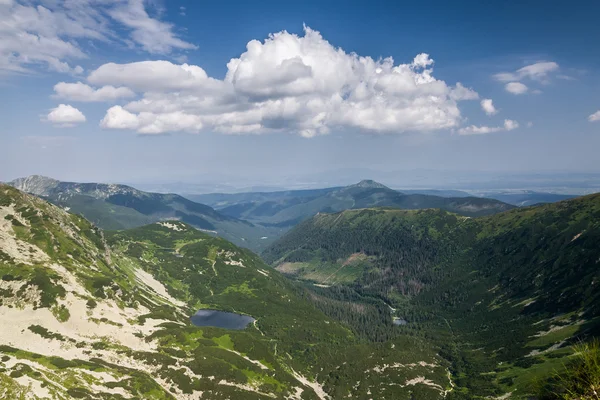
xmin=1 ymin=0 xmax=599 ymax=189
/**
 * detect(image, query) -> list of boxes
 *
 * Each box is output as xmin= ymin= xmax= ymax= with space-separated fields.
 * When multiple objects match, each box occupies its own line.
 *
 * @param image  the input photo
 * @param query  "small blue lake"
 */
xmin=190 ymin=309 xmax=255 ymax=330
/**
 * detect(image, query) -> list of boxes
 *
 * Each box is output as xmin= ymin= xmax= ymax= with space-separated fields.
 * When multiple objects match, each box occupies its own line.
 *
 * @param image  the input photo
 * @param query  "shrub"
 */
xmin=537 ymin=339 xmax=600 ymax=399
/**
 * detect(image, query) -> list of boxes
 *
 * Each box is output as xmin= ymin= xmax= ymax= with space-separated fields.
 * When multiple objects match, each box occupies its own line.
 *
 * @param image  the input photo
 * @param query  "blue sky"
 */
xmin=1 ymin=0 xmax=599 ymax=187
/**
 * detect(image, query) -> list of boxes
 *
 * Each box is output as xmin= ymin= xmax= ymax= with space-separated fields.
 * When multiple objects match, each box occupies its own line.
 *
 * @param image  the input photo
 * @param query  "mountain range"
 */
xmin=188 ymin=179 xmax=515 ymax=228
xmin=7 ymin=176 xmax=518 ymax=253
xmin=8 ymin=175 xmax=282 ymax=252
xmin=0 ymin=181 xmax=599 ymax=398
xmin=0 ymin=184 xmax=449 ymax=399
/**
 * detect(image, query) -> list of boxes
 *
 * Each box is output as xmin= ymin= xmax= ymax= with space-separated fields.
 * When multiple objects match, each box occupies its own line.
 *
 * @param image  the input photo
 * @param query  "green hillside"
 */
xmin=8 ymin=175 xmax=282 ymax=252
xmin=0 ymin=184 xmax=452 ymax=399
xmin=263 ymin=194 xmax=600 ymax=398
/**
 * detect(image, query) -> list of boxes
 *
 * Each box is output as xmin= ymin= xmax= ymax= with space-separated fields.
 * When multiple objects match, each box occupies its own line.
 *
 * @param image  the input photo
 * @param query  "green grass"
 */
xmin=528 ymin=325 xmax=582 ymax=348
xmin=536 ymin=340 xmax=600 ymax=399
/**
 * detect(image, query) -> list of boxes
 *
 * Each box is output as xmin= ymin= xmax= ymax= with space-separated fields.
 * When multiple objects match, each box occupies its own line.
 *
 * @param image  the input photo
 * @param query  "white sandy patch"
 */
xmin=0 ymin=205 xmax=49 ymax=264
xmin=571 ymin=232 xmax=583 ymax=242
xmin=443 ymin=368 xmax=455 ymax=398
xmin=13 ymin=374 xmax=52 ymax=399
xmin=404 ymin=376 xmax=443 ymax=391
xmin=218 ymin=380 xmax=276 ymax=398
xmin=225 ymin=259 xmax=246 ymax=267
xmin=533 ymin=319 xmax=584 ymax=338
xmin=0 ymin=280 xmax=42 ymax=308
xmin=527 ymin=341 xmax=566 ymax=357
xmin=290 ymin=369 xmax=330 ymax=400
xmin=134 ymin=268 xmax=186 ymax=307
xmin=2 ymin=356 xmax=70 ymax=398
xmin=257 ymin=269 xmax=269 ymax=277
xmin=289 ymin=386 xmax=304 ymax=399
xmin=370 ymin=361 xmax=438 ymax=373
xmin=219 ymin=250 xmax=246 ymax=268
xmin=220 ymin=347 xmax=269 ymax=370
xmin=0 ymin=293 xmax=168 ymax=358
xmin=158 ymin=222 xmax=185 ymax=231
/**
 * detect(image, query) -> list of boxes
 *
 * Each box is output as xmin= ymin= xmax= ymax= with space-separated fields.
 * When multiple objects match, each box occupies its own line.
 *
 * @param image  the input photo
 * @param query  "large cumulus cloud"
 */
xmin=85 ymin=26 xmax=484 ymax=137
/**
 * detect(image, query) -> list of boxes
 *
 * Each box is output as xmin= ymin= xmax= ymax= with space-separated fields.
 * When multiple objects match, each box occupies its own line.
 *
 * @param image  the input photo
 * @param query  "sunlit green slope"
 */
xmin=0 ymin=184 xmax=451 ymax=399
xmin=264 ymin=194 xmax=600 ymax=398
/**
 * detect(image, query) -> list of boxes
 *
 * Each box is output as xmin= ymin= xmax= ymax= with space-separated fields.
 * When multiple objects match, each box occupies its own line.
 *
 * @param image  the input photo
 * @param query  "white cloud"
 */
xmin=589 ymin=110 xmax=600 ymax=122
xmin=450 ymin=82 xmax=479 ymax=101
xmin=88 ymin=61 xmax=214 ymax=92
xmin=108 ymin=0 xmax=197 ymax=54
xmin=0 ymin=0 xmax=195 ymax=75
xmin=54 ymin=82 xmax=136 ymax=102
xmin=480 ymin=99 xmax=497 ymax=115
xmin=44 ymin=104 xmax=86 ymax=127
xmin=494 ymin=61 xmax=562 ymax=95
xmin=503 ymin=119 xmax=519 ymax=130
xmin=100 ymin=105 xmax=204 ymax=134
xmin=458 ymin=119 xmax=519 ymax=135
xmin=505 ymin=82 xmax=528 ymax=95
xmin=97 ymin=26 xmax=485 ymax=136
xmin=494 ymin=61 xmax=559 ymax=83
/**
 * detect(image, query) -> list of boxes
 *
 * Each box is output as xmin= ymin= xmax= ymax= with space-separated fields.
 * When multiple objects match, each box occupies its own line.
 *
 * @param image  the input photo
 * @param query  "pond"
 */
xmin=190 ymin=309 xmax=255 ymax=330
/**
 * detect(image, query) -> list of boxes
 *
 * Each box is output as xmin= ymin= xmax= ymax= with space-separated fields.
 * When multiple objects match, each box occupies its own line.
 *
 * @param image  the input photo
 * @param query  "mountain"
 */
xmin=263 ymin=195 xmax=600 ymax=398
xmin=191 ymin=180 xmax=515 ymax=229
xmin=8 ymin=175 xmax=281 ymax=252
xmin=479 ymin=190 xmax=579 ymax=207
xmin=394 ymin=189 xmax=473 ymax=197
xmin=0 ymin=184 xmax=454 ymax=399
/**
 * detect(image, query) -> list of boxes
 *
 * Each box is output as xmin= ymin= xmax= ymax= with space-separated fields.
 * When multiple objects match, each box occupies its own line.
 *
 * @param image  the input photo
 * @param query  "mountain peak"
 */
xmin=351 ymin=179 xmax=390 ymax=190
xmin=9 ymin=175 xmax=60 ymax=196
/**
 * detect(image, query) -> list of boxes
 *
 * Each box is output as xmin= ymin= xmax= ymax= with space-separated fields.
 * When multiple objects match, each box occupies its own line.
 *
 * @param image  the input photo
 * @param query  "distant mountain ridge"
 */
xmin=8 ymin=175 xmax=280 ymax=251
xmin=190 ymin=179 xmax=515 ymax=228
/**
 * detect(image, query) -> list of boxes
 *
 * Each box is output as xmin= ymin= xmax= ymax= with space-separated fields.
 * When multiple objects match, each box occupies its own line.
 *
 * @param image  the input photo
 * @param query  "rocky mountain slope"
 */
xmin=8 ymin=175 xmax=281 ymax=252
xmin=0 ymin=184 xmax=452 ymax=399
xmin=263 ymin=194 xmax=600 ymax=398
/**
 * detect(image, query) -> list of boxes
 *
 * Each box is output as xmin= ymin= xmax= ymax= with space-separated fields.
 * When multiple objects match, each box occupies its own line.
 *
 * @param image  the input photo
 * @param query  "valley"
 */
xmin=264 ymin=195 xmax=600 ymax=398
xmin=0 ymin=178 xmax=598 ymax=399
xmin=2 ymin=1 xmax=598 ymax=399
xmin=0 ymin=184 xmax=452 ymax=399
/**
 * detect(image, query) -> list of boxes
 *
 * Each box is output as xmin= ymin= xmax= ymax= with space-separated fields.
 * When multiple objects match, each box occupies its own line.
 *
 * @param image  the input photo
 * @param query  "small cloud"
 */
xmin=505 ymin=82 xmax=528 ymax=95
xmin=503 ymin=119 xmax=519 ymax=130
xmin=180 ymin=6 xmax=186 ymax=16
xmin=44 ymin=104 xmax=86 ymax=127
xmin=494 ymin=61 xmax=559 ymax=83
xmin=589 ymin=110 xmax=600 ymax=122
xmin=54 ymin=82 xmax=136 ymax=102
xmin=494 ymin=61 xmax=563 ymax=94
xmin=527 ymin=121 xmax=533 ymax=127
xmin=458 ymin=119 xmax=519 ymax=135
xmin=557 ymin=74 xmax=575 ymax=81
xmin=450 ymin=82 xmax=479 ymax=101
xmin=480 ymin=98 xmax=498 ymax=116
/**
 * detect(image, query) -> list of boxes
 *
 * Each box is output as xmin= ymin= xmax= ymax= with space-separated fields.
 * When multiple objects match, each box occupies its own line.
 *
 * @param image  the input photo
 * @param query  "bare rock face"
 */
xmin=8 ymin=175 xmax=59 ymax=196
